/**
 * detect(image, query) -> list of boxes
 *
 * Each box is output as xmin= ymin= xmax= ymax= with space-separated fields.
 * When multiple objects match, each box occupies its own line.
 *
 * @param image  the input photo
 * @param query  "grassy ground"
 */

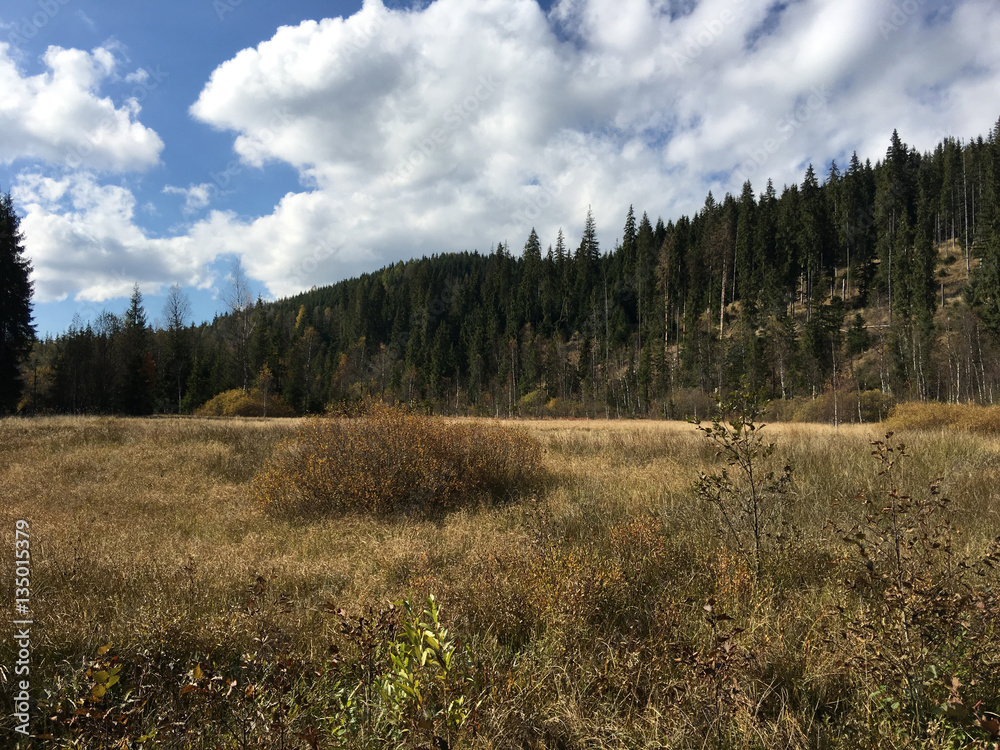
xmin=0 ymin=415 xmax=998 ymax=748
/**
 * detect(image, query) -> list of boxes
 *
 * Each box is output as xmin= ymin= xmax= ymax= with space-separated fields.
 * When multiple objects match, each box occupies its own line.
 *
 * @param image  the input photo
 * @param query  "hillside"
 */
xmin=18 ymin=118 xmax=1000 ymax=418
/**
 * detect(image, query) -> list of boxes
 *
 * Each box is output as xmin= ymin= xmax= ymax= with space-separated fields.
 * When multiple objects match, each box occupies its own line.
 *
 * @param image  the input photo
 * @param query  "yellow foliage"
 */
xmin=194 ymin=389 xmax=296 ymax=418
xmin=251 ymin=403 xmax=543 ymax=517
xmin=766 ymin=389 xmax=895 ymax=424
xmin=887 ymin=401 xmax=1000 ymax=433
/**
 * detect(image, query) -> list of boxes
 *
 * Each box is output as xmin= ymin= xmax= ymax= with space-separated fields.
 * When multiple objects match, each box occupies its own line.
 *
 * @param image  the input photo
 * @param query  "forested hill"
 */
xmin=21 ymin=118 xmax=1000 ymax=419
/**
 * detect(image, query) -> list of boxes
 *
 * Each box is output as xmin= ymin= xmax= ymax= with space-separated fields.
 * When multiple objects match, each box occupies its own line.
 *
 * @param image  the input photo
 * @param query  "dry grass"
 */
xmin=888 ymin=400 xmax=1000 ymax=433
xmin=0 ymin=414 xmax=998 ymax=748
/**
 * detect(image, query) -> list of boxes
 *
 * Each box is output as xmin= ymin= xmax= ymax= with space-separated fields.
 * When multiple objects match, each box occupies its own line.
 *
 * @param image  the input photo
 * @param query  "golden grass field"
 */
xmin=1 ymin=412 xmax=999 ymax=748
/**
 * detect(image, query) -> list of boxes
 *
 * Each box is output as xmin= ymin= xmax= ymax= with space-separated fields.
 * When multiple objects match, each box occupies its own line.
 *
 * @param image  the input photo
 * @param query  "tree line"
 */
xmin=6 ymin=118 xmax=1000 ymax=418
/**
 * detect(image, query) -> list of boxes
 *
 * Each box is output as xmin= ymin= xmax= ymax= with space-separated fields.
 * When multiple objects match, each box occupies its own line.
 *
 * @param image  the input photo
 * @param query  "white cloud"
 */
xmin=16 ymin=0 xmax=1000 ymax=309
xmin=14 ymin=172 xmax=210 ymax=302
xmin=75 ymin=10 xmax=97 ymax=32
xmin=163 ymin=183 xmax=215 ymax=213
xmin=13 ymin=171 xmax=380 ymax=304
xmin=0 ymin=43 xmax=163 ymax=171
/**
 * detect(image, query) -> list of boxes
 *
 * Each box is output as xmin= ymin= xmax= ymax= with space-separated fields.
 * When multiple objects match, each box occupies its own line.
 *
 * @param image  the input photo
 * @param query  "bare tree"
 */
xmin=162 ymin=283 xmax=192 ymax=411
xmin=255 ymin=363 xmax=274 ymax=417
xmin=223 ymin=259 xmax=256 ymax=392
xmin=163 ymin=283 xmax=191 ymax=331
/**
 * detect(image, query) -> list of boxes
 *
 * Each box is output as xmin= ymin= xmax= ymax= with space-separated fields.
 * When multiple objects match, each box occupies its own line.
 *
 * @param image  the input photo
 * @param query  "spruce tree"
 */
xmin=735 ymin=180 xmax=757 ymax=304
xmin=0 ymin=191 xmax=35 ymax=413
xmin=621 ymin=204 xmax=637 ymax=270
xmin=968 ymin=118 xmax=1000 ymax=326
xmin=520 ymin=228 xmax=543 ymax=324
xmin=754 ymin=180 xmax=779 ymax=312
xmin=799 ymin=163 xmax=832 ymax=319
xmin=119 ymin=284 xmax=154 ymax=415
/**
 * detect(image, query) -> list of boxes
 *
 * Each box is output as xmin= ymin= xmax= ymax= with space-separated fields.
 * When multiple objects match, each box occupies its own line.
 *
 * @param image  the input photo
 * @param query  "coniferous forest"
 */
xmin=14 ymin=120 xmax=1000 ymax=420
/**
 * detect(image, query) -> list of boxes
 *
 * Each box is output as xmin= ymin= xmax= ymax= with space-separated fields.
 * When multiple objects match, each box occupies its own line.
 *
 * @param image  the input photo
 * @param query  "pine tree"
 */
xmin=519 ymin=228 xmax=543 ymax=324
xmin=875 ymin=130 xmax=918 ymax=320
xmin=968 ymin=118 xmax=1000 ymax=326
xmin=843 ymin=152 xmax=875 ymax=300
xmin=0 ymin=191 xmax=35 ymax=413
xmin=621 ymin=205 xmax=637 ymax=270
xmin=799 ymin=163 xmax=832 ymax=319
xmin=735 ymin=181 xmax=757 ymax=304
xmin=119 ymin=284 xmax=155 ymax=415
xmin=753 ymin=181 xmax=777 ymax=308
xmin=573 ymin=207 xmax=600 ymax=329
xmin=582 ymin=206 xmax=600 ymax=262
xmin=775 ymin=184 xmax=802 ymax=314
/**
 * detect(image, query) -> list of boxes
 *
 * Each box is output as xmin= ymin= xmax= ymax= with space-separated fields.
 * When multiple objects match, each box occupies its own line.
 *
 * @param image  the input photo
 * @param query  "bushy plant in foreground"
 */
xmin=837 ymin=432 xmax=1000 ymax=746
xmin=693 ymin=388 xmax=794 ymax=579
xmin=36 ymin=587 xmax=480 ymax=749
xmin=252 ymin=403 xmax=543 ymax=517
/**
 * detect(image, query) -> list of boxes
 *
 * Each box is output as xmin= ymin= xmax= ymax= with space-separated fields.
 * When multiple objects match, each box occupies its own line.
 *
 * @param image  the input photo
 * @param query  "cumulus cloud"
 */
xmin=0 ymin=43 xmax=164 ymax=171
xmin=16 ymin=0 xmax=1000 ymax=307
xmin=14 ymin=171 xmax=384 ymax=304
xmin=163 ymin=183 xmax=215 ymax=213
xmin=183 ymin=0 xmax=1000 ymax=289
xmin=14 ymin=172 xmax=210 ymax=302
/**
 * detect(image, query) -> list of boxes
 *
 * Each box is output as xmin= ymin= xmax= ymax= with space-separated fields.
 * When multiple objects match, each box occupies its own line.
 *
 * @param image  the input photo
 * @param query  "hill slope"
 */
xmin=21 ymin=118 xmax=1000 ymax=418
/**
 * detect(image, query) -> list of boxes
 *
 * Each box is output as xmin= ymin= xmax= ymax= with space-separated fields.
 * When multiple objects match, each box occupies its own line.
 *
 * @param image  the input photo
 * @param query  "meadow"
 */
xmin=0 ymin=410 xmax=998 ymax=748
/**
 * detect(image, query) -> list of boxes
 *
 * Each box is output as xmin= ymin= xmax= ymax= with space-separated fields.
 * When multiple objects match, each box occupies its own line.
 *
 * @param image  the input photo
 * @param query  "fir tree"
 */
xmin=0 ymin=191 xmax=35 ymax=413
xmin=119 ymin=284 xmax=155 ymax=415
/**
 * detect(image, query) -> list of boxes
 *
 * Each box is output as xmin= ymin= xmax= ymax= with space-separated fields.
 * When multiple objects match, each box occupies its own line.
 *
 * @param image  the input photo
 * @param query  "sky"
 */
xmin=2 ymin=0 xmax=999 ymax=337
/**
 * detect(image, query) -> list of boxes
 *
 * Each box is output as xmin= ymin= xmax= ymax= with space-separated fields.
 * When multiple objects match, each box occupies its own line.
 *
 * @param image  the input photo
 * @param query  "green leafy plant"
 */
xmin=379 ymin=595 xmax=476 ymax=749
xmin=329 ymin=601 xmax=401 ymax=748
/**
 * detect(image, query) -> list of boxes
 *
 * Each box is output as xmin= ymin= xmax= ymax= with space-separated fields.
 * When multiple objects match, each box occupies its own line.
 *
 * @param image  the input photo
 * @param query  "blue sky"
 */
xmin=2 ymin=0 xmax=998 ymax=337
xmin=3 ymin=0 xmax=371 ymax=333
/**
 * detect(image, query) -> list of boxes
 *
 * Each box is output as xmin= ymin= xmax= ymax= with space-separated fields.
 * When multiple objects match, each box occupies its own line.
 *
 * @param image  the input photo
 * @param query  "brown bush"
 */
xmin=887 ymin=401 xmax=1000 ymax=433
xmin=194 ymin=388 xmax=296 ymax=418
xmin=765 ymin=389 xmax=895 ymax=424
xmin=251 ymin=403 xmax=544 ymax=517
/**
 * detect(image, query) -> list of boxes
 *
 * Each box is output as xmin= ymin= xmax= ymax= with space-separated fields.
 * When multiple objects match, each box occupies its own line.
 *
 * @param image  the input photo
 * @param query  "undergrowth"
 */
xmin=195 ymin=388 xmax=297 ymax=418
xmin=251 ymin=403 xmax=544 ymax=517
xmin=887 ymin=401 xmax=1000 ymax=433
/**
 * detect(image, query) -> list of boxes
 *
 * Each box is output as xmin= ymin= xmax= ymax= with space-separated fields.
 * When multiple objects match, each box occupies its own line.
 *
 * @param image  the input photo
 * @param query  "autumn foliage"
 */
xmin=251 ymin=403 xmax=543 ymax=517
xmin=194 ymin=388 xmax=296 ymax=418
xmin=887 ymin=401 xmax=1000 ymax=433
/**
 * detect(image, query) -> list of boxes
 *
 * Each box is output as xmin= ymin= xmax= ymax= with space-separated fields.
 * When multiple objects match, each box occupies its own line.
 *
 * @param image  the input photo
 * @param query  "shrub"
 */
xmin=765 ymin=389 xmax=895 ymax=424
xmin=837 ymin=433 xmax=1000 ymax=743
xmin=378 ymin=595 xmax=476 ymax=749
xmin=887 ymin=401 xmax=1000 ymax=433
xmin=857 ymin=389 xmax=896 ymax=423
xmin=194 ymin=388 xmax=296 ymax=418
xmin=518 ymin=388 xmax=548 ymax=417
xmin=252 ymin=403 xmax=543 ymax=517
xmin=693 ymin=388 xmax=793 ymax=579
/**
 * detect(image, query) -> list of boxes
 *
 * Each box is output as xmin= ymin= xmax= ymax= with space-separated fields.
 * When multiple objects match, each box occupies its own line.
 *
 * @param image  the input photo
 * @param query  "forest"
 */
xmin=13 ymin=119 xmax=1000 ymax=419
